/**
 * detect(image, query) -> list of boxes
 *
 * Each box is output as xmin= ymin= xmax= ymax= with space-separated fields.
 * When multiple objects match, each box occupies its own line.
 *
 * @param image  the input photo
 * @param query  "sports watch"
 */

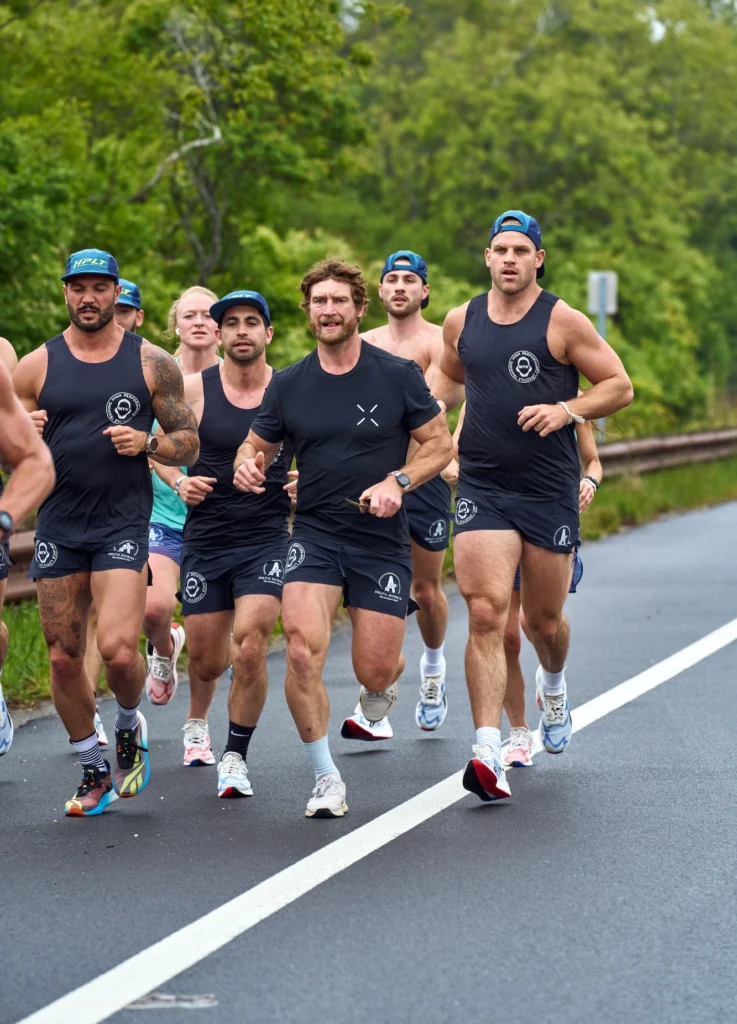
xmin=389 ymin=471 xmax=411 ymax=492
xmin=145 ymin=433 xmax=160 ymax=454
xmin=0 ymin=510 xmax=14 ymax=540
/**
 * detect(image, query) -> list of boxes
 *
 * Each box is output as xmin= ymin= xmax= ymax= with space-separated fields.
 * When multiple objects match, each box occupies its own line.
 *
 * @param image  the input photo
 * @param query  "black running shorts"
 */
xmin=453 ymin=483 xmax=579 ymax=555
xmin=0 ymin=539 xmax=10 ymax=582
xmin=180 ymin=537 xmax=288 ymax=615
xmin=405 ymin=475 xmax=452 ymax=553
xmin=283 ymin=534 xmax=412 ymax=619
xmin=30 ymin=531 xmax=149 ymax=578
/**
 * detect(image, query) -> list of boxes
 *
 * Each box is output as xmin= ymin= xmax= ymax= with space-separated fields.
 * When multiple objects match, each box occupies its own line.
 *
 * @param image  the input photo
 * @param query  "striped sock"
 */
xmin=115 ymin=702 xmax=140 ymax=733
xmin=72 ymin=731 xmax=107 ymax=773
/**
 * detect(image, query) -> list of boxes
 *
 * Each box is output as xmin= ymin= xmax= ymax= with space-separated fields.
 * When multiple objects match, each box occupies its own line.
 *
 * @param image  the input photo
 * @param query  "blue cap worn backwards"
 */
xmin=61 ymin=248 xmax=119 ymax=283
xmin=489 ymin=210 xmax=545 ymax=278
xmin=117 ymin=279 xmax=142 ymax=309
xmin=210 ymin=290 xmax=271 ymax=328
xmin=381 ymin=250 xmax=430 ymax=309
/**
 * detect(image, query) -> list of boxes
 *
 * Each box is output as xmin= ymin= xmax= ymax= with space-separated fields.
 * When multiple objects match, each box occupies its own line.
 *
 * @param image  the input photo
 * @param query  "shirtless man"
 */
xmin=342 ymin=251 xmax=455 ymax=742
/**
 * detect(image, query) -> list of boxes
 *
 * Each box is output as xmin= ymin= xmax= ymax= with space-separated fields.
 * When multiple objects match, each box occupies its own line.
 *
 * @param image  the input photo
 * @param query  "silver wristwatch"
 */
xmin=389 ymin=470 xmax=411 ymax=491
xmin=145 ymin=432 xmax=160 ymax=454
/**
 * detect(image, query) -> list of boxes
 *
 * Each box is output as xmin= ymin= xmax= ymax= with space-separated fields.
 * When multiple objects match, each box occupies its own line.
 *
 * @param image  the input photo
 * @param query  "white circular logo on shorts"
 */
xmin=261 ymin=559 xmax=284 ymax=583
xmin=285 ymin=542 xmax=305 ymax=573
xmin=109 ymin=539 xmax=139 ymax=562
xmin=508 ymin=350 xmax=540 ymax=384
xmin=35 ymin=539 xmax=58 ymax=567
xmin=184 ymin=571 xmax=207 ymax=603
xmin=554 ymin=525 xmax=573 ymax=547
xmin=149 ymin=525 xmax=163 ymax=546
xmin=429 ymin=519 xmax=447 ymax=539
xmin=455 ymin=498 xmax=478 ymax=526
xmin=106 ymin=392 xmax=141 ymax=425
xmin=378 ymin=572 xmax=401 ymax=596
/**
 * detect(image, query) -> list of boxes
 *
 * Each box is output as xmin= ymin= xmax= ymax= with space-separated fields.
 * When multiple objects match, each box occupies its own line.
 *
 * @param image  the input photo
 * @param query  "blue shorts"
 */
xmin=148 ymin=522 xmax=183 ymax=565
xmin=513 ymin=550 xmax=583 ymax=594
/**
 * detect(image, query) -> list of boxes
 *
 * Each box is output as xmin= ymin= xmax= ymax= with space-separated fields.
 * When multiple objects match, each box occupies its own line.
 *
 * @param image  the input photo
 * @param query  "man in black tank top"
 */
xmin=14 ymin=248 xmax=200 ymax=816
xmin=174 ymin=291 xmax=290 ymax=798
xmin=235 ymin=260 xmax=452 ymax=819
xmin=433 ymin=211 xmax=633 ymax=803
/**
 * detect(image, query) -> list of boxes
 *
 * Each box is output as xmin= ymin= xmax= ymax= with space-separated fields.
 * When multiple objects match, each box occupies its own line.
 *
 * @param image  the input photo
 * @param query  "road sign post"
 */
xmin=587 ymin=271 xmax=618 ymax=438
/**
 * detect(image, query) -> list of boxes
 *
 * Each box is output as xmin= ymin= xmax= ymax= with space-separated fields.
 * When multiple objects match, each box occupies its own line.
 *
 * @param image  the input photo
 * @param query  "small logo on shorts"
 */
xmin=35 ymin=540 xmax=58 ymax=567
xmin=184 ymin=571 xmax=207 ymax=603
xmin=259 ymin=559 xmax=284 ymax=586
xmin=106 ymin=392 xmax=141 ymax=425
xmin=149 ymin=525 xmax=163 ymax=546
xmin=285 ymin=542 xmax=305 ymax=573
xmin=455 ymin=499 xmax=477 ymax=526
xmin=376 ymin=571 xmax=402 ymax=603
xmin=425 ymin=519 xmax=447 ymax=544
xmin=554 ymin=525 xmax=572 ymax=547
xmin=109 ymin=540 xmax=139 ymax=562
xmin=508 ymin=350 xmax=540 ymax=384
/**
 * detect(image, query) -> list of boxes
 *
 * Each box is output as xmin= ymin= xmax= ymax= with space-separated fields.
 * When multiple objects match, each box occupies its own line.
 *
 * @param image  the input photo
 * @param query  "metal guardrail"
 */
xmin=5 ymin=427 xmax=737 ymax=604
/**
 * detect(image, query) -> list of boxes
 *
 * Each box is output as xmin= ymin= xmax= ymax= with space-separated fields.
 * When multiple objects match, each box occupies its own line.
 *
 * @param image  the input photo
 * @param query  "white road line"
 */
xmin=18 ymin=617 xmax=737 ymax=1024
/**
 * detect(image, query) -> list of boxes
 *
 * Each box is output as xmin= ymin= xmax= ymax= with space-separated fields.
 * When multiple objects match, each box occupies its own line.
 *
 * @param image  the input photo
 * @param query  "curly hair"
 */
xmin=299 ymin=259 xmax=369 ymax=316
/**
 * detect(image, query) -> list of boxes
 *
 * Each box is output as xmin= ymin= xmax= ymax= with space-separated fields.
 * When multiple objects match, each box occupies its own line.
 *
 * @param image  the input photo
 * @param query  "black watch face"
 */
xmin=397 ymin=473 xmax=411 ymax=489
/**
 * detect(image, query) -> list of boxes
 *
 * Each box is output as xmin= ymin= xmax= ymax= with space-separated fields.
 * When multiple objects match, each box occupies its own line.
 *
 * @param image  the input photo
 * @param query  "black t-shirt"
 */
xmin=251 ymin=341 xmax=440 ymax=555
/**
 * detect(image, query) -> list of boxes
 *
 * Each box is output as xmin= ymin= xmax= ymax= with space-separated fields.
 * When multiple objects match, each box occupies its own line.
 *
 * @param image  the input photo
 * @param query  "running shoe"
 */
xmin=217 ymin=751 xmax=253 ymax=798
xmin=535 ymin=667 xmax=573 ymax=754
xmin=415 ymin=654 xmax=448 ymax=732
xmin=341 ymin=704 xmax=393 ymax=741
xmin=64 ymin=761 xmax=116 ymax=816
xmin=183 ymin=718 xmax=216 ymax=766
xmin=503 ymin=727 xmax=535 ymax=768
xmin=94 ymin=707 xmax=109 ymax=748
xmin=359 ymin=680 xmax=398 ymax=723
xmin=0 ymin=686 xmax=13 ymax=756
xmin=305 ymin=774 xmax=348 ymax=818
xmin=113 ymin=711 xmax=151 ymax=797
xmin=145 ymin=623 xmax=186 ymax=705
xmin=462 ymin=744 xmax=512 ymax=802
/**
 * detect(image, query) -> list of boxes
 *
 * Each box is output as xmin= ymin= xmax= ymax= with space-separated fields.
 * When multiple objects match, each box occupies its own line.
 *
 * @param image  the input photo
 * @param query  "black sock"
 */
xmin=225 ymin=721 xmax=255 ymax=761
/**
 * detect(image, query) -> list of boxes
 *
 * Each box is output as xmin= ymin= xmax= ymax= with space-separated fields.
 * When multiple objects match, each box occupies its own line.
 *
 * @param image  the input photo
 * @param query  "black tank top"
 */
xmin=458 ymin=290 xmax=579 ymax=498
xmin=37 ymin=331 xmax=153 ymax=544
xmin=184 ymin=364 xmax=291 ymax=550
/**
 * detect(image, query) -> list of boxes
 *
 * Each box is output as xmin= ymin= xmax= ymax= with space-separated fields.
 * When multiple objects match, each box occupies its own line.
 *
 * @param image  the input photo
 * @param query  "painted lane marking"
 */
xmin=17 ymin=617 xmax=737 ymax=1024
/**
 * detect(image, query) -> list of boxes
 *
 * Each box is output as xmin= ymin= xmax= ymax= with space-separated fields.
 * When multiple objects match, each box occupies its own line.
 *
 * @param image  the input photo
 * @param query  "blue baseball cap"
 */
xmin=61 ymin=248 xmax=119 ymax=283
xmin=489 ymin=210 xmax=545 ymax=278
xmin=381 ymin=250 xmax=429 ymax=309
xmin=117 ymin=279 xmax=142 ymax=309
xmin=210 ymin=290 xmax=271 ymax=328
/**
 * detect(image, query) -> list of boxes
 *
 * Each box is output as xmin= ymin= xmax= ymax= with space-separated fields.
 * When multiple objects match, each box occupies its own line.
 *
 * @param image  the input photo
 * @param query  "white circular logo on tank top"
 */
xmin=106 ymin=392 xmax=141 ymax=425
xmin=508 ymin=350 xmax=540 ymax=384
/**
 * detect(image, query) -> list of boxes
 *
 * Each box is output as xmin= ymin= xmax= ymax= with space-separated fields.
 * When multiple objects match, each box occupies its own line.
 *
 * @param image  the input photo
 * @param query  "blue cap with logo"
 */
xmin=117 ymin=279 xmax=142 ymax=309
xmin=61 ymin=248 xmax=119 ymax=283
xmin=210 ymin=290 xmax=271 ymax=328
xmin=489 ymin=210 xmax=545 ymax=278
xmin=380 ymin=250 xmax=430 ymax=309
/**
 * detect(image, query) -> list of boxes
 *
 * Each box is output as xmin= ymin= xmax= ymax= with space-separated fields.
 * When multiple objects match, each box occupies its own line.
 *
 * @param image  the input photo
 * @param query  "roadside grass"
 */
xmin=6 ymin=455 xmax=737 ymax=707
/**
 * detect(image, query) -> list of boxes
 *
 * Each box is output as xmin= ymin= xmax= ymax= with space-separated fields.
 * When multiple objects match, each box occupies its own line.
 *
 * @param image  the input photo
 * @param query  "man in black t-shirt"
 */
xmin=234 ymin=259 xmax=452 ymax=818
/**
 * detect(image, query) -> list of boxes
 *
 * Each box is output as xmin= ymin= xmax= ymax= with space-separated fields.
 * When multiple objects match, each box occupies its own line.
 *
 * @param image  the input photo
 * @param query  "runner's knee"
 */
xmin=525 ymin=609 xmax=564 ymax=645
xmin=231 ymin=630 xmax=269 ymax=678
xmin=143 ymin=591 xmax=176 ymax=633
xmin=48 ymin=645 xmax=85 ymax=688
xmin=97 ymin=636 xmax=140 ymax=675
xmin=467 ymin=595 xmax=507 ymax=637
xmin=504 ymin=624 xmax=522 ymax=660
xmin=285 ymin=622 xmax=328 ymax=678
xmin=412 ymin=577 xmax=441 ymax=614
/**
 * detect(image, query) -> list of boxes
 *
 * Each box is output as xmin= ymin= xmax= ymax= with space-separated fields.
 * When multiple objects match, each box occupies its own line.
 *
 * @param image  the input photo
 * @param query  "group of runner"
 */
xmin=0 ymin=209 xmax=633 ymax=817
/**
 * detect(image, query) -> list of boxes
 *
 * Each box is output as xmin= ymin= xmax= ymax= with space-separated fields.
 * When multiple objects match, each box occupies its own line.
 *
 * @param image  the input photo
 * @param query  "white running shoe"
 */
xmin=415 ymin=654 xmax=448 ymax=732
xmin=462 ymin=744 xmax=512 ymax=802
xmin=341 ymin=704 xmax=393 ymax=741
xmin=217 ymin=751 xmax=253 ymax=798
xmin=535 ymin=667 xmax=573 ymax=754
xmin=183 ymin=718 xmax=216 ymax=766
xmin=359 ymin=680 xmax=398 ymax=723
xmin=305 ymin=774 xmax=348 ymax=818
xmin=0 ymin=684 xmax=13 ymax=756
xmin=503 ymin=727 xmax=534 ymax=768
xmin=146 ymin=623 xmax=186 ymax=706
xmin=94 ymin=707 xmax=109 ymax=748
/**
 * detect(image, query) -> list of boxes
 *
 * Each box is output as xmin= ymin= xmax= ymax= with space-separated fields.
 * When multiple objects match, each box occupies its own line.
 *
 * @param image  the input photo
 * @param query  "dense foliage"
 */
xmin=2 ymin=0 xmax=737 ymax=434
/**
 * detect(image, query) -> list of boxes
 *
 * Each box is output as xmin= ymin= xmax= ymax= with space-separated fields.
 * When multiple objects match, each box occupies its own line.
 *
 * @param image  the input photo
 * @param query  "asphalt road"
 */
xmin=4 ymin=504 xmax=737 ymax=1024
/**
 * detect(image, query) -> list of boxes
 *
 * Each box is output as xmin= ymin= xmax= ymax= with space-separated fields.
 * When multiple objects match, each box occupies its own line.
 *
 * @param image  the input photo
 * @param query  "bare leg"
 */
xmin=143 ymin=553 xmax=180 ymax=658
xmin=184 ymin=610 xmax=233 ymax=722
xmin=228 ymin=594 xmax=281 ymax=726
xmin=0 ymin=580 xmax=8 ymax=673
xmin=503 ymin=590 xmax=529 ymax=729
xmin=349 ymin=607 xmax=406 ymax=690
xmin=37 ymin=574 xmax=95 ymax=740
xmin=454 ymin=530 xmax=521 ymax=729
xmin=282 ymin=582 xmax=342 ymax=742
xmin=83 ymin=603 xmax=103 ymax=695
xmin=410 ymin=542 xmax=448 ymax=651
xmin=519 ymin=544 xmax=574 ymax=673
xmin=91 ymin=568 xmax=148 ymax=710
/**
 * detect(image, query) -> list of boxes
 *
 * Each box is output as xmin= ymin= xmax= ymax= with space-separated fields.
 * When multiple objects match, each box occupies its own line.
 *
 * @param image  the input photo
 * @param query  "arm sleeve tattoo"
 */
xmin=145 ymin=347 xmax=200 ymax=467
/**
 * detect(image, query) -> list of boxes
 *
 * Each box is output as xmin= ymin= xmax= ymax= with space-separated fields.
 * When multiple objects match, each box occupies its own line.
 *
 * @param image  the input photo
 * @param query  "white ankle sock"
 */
xmin=475 ymin=726 xmax=501 ymax=763
xmin=422 ymin=644 xmax=445 ymax=672
xmin=540 ymin=666 xmax=566 ymax=696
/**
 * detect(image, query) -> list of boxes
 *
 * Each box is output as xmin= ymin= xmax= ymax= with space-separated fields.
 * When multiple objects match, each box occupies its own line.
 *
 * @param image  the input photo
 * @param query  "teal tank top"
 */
xmin=149 ymin=356 xmax=221 ymax=533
